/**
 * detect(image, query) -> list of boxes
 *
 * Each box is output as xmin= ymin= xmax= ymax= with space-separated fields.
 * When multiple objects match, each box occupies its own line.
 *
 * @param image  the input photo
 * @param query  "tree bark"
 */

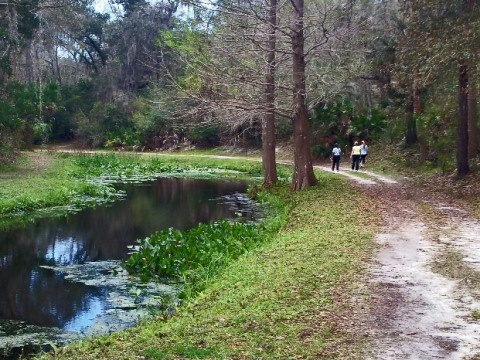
xmin=468 ymin=72 xmax=478 ymax=158
xmin=457 ymin=63 xmax=469 ymax=176
xmin=24 ymin=38 xmax=34 ymax=83
xmin=413 ymin=77 xmax=422 ymax=114
xmin=405 ymin=96 xmax=417 ymax=147
xmin=290 ymin=0 xmax=317 ymax=190
xmin=262 ymin=0 xmax=278 ymax=188
xmin=405 ymin=77 xmax=420 ymax=147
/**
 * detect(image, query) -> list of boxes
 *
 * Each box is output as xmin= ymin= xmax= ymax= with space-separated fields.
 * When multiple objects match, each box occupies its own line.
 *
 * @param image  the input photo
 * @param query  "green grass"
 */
xmin=64 ymin=152 xmax=291 ymax=181
xmin=0 ymin=152 xmax=115 ymax=217
xmin=38 ymin=173 xmax=378 ymax=359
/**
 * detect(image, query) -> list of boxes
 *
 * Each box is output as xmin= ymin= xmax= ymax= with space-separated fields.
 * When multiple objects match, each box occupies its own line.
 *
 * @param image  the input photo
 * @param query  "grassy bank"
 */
xmin=38 ymin=174 xmax=378 ymax=359
xmin=0 ymin=152 xmax=117 ymax=218
xmin=0 ymin=151 xmax=291 ymax=224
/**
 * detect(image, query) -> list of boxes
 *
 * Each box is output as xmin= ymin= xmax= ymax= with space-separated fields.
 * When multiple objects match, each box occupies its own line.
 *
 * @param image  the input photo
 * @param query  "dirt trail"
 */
xmin=338 ymin=166 xmax=480 ymax=359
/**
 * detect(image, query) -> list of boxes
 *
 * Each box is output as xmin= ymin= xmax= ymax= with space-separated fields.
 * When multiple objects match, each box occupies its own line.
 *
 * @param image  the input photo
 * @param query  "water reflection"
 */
xmin=0 ymin=177 xmax=250 ymax=331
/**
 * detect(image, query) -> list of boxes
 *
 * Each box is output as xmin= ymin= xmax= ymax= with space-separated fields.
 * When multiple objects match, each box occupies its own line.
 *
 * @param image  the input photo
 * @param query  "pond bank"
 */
xmin=2 ymin=151 xmax=380 ymax=358
xmin=0 ymin=155 xmax=265 ymax=358
xmin=0 ymin=151 xmax=288 ymax=227
xmin=36 ymin=176 xmax=379 ymax=359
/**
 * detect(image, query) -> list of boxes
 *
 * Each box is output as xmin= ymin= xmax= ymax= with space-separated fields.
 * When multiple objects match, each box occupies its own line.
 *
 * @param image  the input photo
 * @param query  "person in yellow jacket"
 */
xmin=350 ymin=141 xmax=361 ymax=171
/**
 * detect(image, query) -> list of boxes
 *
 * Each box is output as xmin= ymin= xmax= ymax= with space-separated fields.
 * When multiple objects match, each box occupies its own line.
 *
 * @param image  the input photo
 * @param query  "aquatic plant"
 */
xmin=123 ymin=220 xmax=262 ymax=297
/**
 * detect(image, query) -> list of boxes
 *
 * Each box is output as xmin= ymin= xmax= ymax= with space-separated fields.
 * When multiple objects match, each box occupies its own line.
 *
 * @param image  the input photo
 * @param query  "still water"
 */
xmin=0 ymin=177 xmax=256 ymax=354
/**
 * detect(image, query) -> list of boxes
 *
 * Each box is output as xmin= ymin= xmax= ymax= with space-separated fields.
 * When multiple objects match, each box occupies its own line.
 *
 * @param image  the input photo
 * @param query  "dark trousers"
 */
xmin=351 ymin=155 xmax=360 ymax=170
xmin=361 ymin=154 xmax=367 ymax=166
xmin=332 ymin=155 xmax=340 ymax=171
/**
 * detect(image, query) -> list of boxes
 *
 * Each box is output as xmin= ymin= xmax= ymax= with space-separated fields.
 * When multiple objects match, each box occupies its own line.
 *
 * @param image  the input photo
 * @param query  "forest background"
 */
xmin=1 ymin=0 xmax=479 ymax=183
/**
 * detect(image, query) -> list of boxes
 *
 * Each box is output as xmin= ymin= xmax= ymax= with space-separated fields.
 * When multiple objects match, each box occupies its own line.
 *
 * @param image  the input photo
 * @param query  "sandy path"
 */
xmin=356 ymin=176 xmax=480 ymax=359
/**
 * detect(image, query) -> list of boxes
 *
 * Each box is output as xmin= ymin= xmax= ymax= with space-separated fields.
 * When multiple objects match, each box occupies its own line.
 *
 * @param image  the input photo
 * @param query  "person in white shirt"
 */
xmin=360 ymin=140 xmax=368 ymax=168
xmin=331 ymin=143 xmax=341 ymax=172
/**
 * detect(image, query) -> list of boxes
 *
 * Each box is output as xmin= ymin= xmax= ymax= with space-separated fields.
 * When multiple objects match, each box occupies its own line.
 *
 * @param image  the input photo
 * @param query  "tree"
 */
xmin=400 ymin=0 xmax=480 ymax=176
xmin=159 ymin=0 xmax=282 ymax=187
xmin=468 ymin=69 xmax=478 ymax=159
xmin=107 ymin=1 xmax=179 ymax=92
xmin=262 ymin=0 xmax=278 ymax=187
xmin=289 ymin=0 xmax=317 ymax=190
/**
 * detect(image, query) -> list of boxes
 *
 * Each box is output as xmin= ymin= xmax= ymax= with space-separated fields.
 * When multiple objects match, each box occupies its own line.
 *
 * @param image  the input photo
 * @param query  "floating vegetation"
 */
xmin=0 ymin=261 xmax=179 ymax=358
xmin=41 ymin=261 xmax=180 ymax=324
xmin=213 ymin=192 xmax=265 ymax=223
xmin=0 ymin=320 xmax=76 ymax=360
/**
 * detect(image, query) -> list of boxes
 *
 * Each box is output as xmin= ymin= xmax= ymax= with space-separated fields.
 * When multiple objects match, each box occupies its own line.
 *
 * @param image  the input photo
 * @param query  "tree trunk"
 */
xmin=468 ymin=72 xmax=478 ymax=158
xmin=405 ymin=94 xmax=417 ymax=147
xmin=290 ymin=0 xmax=317 ymax=190
xmin=24 ymin=38 xmax=34 ymax=83
xmin=262 ymin=0 xmax=278 ymax=188
xmin=457 ymin=63 xmax=469 ymax=176
xmin=413 ymin=77 xmax=422 ymax=114
xmin=54 ymin=46 xmax=62 ymax=85
xmin=405 ymin=77 xmax=420 ymax=147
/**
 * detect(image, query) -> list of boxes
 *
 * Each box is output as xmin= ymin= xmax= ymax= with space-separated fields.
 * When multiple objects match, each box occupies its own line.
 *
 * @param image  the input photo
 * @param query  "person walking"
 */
xmin=360 ymin=140 xmax=368 ymax=168
xmin=331 ymin=143 xmax=341 ymax=172
xmin=350 ymin=141 xmax=361 ymax=171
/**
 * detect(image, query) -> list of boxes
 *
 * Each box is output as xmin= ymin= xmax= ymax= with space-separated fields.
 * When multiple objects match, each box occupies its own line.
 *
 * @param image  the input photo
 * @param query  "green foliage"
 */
xmin=160 ymin=24 xmax=209 ymax=63
xmin=70 ymin=154 xmax=187 ymax=181
xmin=0 ymin=126 xmax=20 ymax=164
xmin=68 ymin=153 xmax=270 ymax=181
xmin=0 ymin=154 xmax=118 ymax=218
xmin=188 ymin=123 xmax=220 ymax=147
xmin=311 ymin=143 xmax=332 ymax=159
xmin=2 ymin=81 xmax=61 ymax=147
xmin=0 ymin=101 xmax=21 ymax=130
xmin=4 ymin=81 xmax=37 ymax=121
xmin=50 ymin=80 xmax=97 ymax=142
xmin=276 ymin=118 xmax=293 ymax=140
xmin=415 ymin=101 xmax=456 ymax=172
xmin=311 ymin=101 xmax=353 ymax=134
xmin=0 ymin=81 xmax=63 ymax=159
xmin=309 ymin=100 xmax=386 ymax=158
xmin=32 ymin=121 xmax=52 ymax=145
xmin=16 ymin=1 xmax=40 ymax=39
xmin=123 ymin=220 xmax=262 ymax=294
xmin=72 ymin=101 xmax=136 ymax=148
xmin=348 ymin=106 xmax=387 ymax=139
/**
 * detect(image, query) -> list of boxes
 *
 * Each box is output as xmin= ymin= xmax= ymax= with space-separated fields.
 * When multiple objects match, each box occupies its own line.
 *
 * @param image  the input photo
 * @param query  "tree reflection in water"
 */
xmin=0 ymin=177 xmax=252 ymax=331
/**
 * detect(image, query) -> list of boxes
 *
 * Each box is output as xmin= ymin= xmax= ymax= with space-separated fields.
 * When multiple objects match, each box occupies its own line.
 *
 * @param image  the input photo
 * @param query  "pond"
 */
xmin=0 ymin=177 xmax=259 ymax=358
